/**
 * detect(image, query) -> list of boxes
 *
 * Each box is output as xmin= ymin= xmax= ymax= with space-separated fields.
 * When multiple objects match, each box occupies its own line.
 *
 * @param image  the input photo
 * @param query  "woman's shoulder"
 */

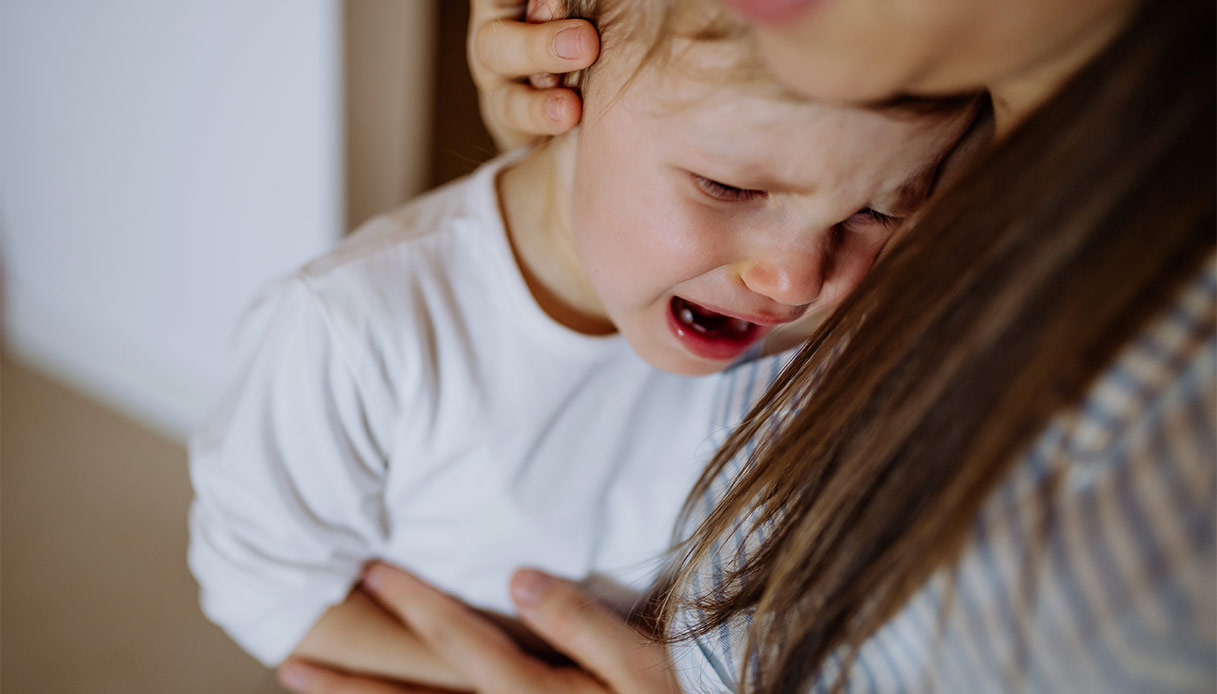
xmin=803 ymin=256 xmax=1216 ymax=693
xmin=669 ymin=256 xmax=1217 ymax=694
xmin=1035 ymin=254 xmax=1215 ymax=480
xmin=951 ymin=253 xmax=1217 ymax=692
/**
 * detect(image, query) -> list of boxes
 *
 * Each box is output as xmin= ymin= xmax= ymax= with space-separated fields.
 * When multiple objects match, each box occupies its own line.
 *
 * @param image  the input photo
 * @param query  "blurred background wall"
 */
xmin=3 ymin=0 xmax=346 ymax=440
xmin=1 ymin=0 xmax=487 ymax=442
xmin=0 ymin=3 xmax=495 ymax=690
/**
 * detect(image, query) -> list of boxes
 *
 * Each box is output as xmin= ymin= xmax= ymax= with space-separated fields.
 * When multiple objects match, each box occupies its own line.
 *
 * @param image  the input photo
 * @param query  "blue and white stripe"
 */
xmin=672 ymin=254 xmax=1217 ymax=693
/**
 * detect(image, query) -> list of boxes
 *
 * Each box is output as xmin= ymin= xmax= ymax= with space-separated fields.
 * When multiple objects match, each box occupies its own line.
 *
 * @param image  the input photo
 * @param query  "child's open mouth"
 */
xmin=667 ymin=296 xmax=769 ymax=362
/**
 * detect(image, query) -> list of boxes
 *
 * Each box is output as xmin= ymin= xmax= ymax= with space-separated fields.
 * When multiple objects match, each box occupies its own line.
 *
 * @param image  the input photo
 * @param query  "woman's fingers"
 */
xmin=471 ymin=17 xmax=599 ymax=83
xmin=471 ymin=18 xmax=596 ymax=147
xmin=510 ymin=570 xmax=683 ymax=694
xmin=482 ymin=80 xmax=584 ymax=142
xmin=467 ymin=0 xmax=599 ymax=150
xmin=362 ymin=565 xmax=530 ymax=682
xmin=354 ymin=564 xmax=678 ymax=694
xmin=276 ymin=658 xmax=453 ymax=694
xmin=361 ymin=564 xmax=605 ymax=693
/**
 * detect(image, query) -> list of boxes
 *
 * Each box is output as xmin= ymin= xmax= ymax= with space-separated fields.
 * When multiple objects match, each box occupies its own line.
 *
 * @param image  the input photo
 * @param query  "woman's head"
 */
xmin=721 ymin=0 xmax=1141 ymax=130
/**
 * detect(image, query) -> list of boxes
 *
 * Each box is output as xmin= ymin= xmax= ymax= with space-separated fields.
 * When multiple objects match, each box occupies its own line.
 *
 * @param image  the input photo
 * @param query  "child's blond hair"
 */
xmin=559 ymin=0 xmax=772 ymax=98
xmin=559 ymin=0 xmax=977 ymax=118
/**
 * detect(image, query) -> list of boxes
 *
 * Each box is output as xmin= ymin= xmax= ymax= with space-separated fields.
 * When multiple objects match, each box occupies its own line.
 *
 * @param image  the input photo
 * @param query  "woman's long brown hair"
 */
xmin=660 ymin=1 xmax=1215 ymax=692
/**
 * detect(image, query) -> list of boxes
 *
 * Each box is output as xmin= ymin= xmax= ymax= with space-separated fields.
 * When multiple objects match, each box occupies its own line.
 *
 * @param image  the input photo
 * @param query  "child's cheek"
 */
xmin=666 ymin=197 xmax=747 ymax=270
xmin=617 ymin=181 xmax=699 ymax=262
xmin=827 ymin=232 xmax=888 ymax=305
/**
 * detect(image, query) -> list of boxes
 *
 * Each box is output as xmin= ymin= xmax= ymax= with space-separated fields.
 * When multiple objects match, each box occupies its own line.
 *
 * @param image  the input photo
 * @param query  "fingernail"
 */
xmin=277 ymin=663 xmax=310 ymax=691
xmin=553 ymin=26 xmax=582 ymax=60
xmin=361 ymin=563 xmax=384 ymax=591
xmin=545 ymin=96 xmax=565 ymax=124
xmin=511 ymin=569 xmax=552 ymax=607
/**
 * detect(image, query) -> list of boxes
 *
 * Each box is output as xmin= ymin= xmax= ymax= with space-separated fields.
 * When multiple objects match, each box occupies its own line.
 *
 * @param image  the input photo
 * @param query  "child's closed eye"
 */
xmin=691 ymin=174 xmax=768 ymax=203
xmin=846 ymin=207 xmax=902 ymax=230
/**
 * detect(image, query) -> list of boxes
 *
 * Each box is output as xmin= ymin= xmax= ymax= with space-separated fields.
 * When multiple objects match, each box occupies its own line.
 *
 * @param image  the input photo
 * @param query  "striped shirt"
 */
xmin=671 ymin=255 xmax=1217 ymax=693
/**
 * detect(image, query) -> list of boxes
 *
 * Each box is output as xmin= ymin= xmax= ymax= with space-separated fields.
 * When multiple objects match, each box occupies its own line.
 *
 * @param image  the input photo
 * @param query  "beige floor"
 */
xmin=1 ymin=356 xmax=284 ymax=693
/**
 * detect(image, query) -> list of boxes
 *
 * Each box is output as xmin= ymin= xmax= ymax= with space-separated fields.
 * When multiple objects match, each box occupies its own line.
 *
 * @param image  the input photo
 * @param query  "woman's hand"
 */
xmin=468 ymin=0 xmax=600 ymax=150
xmin=278 ymin=562 xmax=682 ymax=694
xmin=277 ymin=659 xmax=459 ymax=694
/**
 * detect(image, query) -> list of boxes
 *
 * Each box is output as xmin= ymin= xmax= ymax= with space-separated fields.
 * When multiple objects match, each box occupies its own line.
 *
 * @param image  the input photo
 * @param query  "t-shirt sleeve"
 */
xmin=188 ymin=276 xmax=389 ymax=666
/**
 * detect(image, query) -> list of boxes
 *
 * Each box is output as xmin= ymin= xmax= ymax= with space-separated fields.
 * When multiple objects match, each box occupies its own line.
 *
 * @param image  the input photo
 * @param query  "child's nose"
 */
xmin=738 ymin=252 xmax=824 ymax=307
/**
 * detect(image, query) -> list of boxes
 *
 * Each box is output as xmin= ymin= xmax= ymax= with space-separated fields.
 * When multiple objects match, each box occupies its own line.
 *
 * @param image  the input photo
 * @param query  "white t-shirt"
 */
xmin=188 ymin=155 xmax=728 ymax=666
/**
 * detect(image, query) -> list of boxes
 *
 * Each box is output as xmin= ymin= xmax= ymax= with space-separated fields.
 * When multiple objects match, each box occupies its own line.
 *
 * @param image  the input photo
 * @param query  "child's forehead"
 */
xmin=588 ymin=46 xmax=971 ymax=202
xmin=593 ymin=33 xmax=771 ymax=102
xmin=601 ymin=37 xmax=952 ymax=132
xmin=613 ymin=49 xmax=958 ymax=153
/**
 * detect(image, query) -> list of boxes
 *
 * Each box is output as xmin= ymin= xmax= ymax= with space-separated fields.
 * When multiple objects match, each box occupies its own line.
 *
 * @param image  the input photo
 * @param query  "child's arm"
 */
xmin=289 ymin=587 xmax=471 ymax=691
xmin=189 ymin=279 xmax=439 ymax=672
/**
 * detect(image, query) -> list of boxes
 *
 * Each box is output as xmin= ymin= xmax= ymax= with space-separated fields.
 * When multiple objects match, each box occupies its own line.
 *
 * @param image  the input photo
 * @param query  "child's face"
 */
xmin=568 ymin=44 xmax=974 ymax=376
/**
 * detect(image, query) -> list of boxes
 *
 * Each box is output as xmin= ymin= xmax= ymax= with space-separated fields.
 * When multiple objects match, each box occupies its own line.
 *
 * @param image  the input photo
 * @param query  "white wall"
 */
xmin=1 ymin=1 xmax=348 ymax=441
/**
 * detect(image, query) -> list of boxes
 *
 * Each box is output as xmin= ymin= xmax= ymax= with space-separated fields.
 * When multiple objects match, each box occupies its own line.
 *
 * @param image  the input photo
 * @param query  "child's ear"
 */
xmin=526 ymin=0 xmax=568 ymax=22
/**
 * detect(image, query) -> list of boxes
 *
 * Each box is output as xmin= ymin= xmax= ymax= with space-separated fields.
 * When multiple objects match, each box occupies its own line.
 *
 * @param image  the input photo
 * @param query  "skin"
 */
xmin=280 ymin=564 xmax=677 ymax=694
xmin=278 ymin=0 xmax=1142 ymax=691
xmin=719 ymin=0 xmax=1139 ymax=136
xmin=467 ymin=1 xmax=599 ymax=149
xmin=503 ymin=35 xmax=974 ymax=375
xmin=288 ymin=588 xmax=469 ymax=690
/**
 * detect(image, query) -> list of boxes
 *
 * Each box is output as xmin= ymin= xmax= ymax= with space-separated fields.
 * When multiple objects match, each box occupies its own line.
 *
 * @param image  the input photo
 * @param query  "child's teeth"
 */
xmin=730 ymin=319 xmax=750 ymax=332
xmin=680 ymin=307 xmax=696 ymax=325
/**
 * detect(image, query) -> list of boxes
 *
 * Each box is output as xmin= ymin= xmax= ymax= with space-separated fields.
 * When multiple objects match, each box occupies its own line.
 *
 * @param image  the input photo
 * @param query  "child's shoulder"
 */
xmin=243 ymin=155 xmax=523 ymax=361
xmin=302 ymin=155 xmax=514 ymax=290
